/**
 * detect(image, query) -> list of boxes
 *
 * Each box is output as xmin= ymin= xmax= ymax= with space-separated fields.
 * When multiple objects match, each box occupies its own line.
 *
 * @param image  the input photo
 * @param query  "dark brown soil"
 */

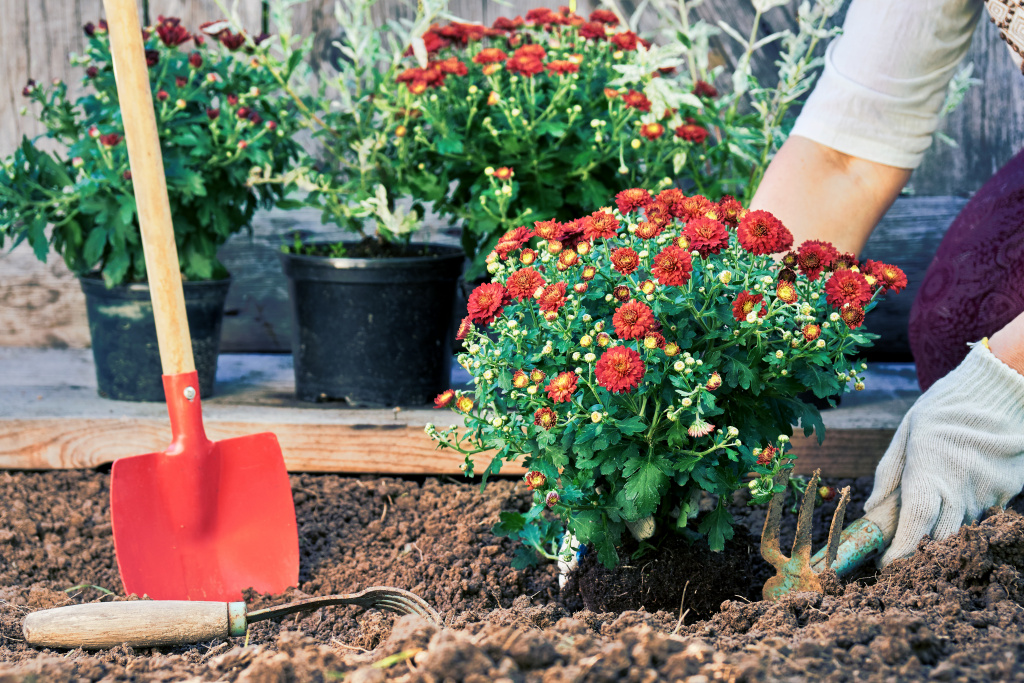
xmin=2 ymin=469 xmax=1024 ymax=682
xmin=566 ymin=524 xmax=771 ymax=619
xmin=285 ymin=237 xmax=441 ymax=259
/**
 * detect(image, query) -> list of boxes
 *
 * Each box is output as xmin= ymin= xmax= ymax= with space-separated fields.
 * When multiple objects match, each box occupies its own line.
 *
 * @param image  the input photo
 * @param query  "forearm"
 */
xmin=749 ymin=135 xmax=913 ymax=255
xmin=989 ymin=311 xmax=1024 ymax=377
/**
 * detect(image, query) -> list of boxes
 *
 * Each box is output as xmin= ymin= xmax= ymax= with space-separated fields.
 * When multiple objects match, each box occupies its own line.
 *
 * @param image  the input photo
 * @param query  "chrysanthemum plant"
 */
xmin=428 ymin=188 xmax=907 ymax=568
xmin=0 ymin=16 xmax=304 ymax=286
xmin=394 ymin=6 xmax=720 ymax=275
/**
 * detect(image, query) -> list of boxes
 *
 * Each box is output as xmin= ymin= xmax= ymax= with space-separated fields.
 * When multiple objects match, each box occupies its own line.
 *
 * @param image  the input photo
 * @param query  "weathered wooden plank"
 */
xmin=0 ymin=414 xmax=886 ymax=477
xmin=0 ymin=347 xmax=912 ymax=476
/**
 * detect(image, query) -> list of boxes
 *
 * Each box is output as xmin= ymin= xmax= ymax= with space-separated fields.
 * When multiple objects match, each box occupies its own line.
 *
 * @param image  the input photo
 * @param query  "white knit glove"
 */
xmin=865 ymin=342 xmax=1024 ymax=566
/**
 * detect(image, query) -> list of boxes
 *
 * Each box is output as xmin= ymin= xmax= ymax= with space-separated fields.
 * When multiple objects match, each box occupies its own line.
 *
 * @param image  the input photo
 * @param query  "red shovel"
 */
xmin=103 ymin=0 xmax=298 ymax=601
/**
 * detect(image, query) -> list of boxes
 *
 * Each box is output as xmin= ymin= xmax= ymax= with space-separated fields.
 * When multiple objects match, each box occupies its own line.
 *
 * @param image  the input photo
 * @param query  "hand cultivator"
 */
xmin=761 ymin=469 xmax=900 ymax=601
xmin=23 ymin=587 xmax=441 ymax=650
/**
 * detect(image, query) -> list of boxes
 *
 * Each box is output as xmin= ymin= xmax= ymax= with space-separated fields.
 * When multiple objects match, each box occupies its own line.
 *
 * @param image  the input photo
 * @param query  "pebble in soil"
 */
xmin=3 ymin=470 xmax=1024 ymax=681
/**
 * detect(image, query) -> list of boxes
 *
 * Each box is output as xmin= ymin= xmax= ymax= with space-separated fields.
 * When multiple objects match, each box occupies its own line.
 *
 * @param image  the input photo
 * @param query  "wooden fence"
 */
xmin=1 ymin=0 xmax=1022 ymax=353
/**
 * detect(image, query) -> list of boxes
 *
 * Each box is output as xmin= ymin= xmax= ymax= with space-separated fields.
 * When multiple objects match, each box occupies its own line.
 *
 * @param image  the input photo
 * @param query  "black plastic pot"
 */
xmin=280 ymin=245 xmax=465 ymax=405
xmin=79 ymin=275 xmax=231 ymax=402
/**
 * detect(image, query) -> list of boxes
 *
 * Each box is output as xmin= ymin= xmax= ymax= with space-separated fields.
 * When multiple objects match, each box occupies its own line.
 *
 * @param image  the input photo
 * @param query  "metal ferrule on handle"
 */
xmin=22 ymin=601 xmax=247 ymax=650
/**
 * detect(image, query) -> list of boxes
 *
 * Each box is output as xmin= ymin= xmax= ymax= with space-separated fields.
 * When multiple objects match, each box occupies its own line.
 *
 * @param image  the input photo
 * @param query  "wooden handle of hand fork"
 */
xmin=103 ymin=0 xmax=195 ymax=375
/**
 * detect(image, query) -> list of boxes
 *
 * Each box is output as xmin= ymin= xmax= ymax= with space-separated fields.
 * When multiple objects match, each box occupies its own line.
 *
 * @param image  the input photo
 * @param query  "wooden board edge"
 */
xmin=0 ymin=418 xmax=889 ymax=478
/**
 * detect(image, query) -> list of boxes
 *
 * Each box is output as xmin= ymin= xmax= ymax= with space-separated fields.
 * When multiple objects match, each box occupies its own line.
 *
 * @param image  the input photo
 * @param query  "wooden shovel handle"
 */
xmin=103 ymin=0 xmax=194 ymax=375
xmin=22 ymin=600 xmax=247 ymax=649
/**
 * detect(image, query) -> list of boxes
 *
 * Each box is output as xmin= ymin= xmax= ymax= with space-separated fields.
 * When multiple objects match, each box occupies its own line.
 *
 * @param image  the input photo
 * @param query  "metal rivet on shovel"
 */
xmin=102 ymin=0 xmax=298 ymax=601
xmin=23 ymin=587 xmax=441 ymax=650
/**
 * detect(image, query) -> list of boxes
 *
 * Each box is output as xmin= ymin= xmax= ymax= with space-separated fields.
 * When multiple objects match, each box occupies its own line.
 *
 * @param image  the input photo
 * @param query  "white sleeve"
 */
xmin=791 ymin=0 xmax=984 ymax=169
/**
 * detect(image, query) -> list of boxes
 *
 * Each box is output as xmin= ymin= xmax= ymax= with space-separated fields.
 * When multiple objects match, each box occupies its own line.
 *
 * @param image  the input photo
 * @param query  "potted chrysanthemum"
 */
xmin=262 ymin=0 xmax=465 ymax=405
xmin=0 ymin=16 xmax=304 ymax=400
xmin=428 ymin=186 xmax=906 ymax=609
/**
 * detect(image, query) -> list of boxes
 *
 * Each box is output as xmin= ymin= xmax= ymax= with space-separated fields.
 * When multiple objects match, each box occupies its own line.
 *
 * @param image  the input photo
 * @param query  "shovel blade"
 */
xmin=111 ymin=432 xmax=299 ymax=601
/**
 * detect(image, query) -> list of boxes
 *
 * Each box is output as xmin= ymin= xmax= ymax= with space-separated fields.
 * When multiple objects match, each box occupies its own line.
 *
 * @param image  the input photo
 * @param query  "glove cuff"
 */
xmin=958 ymin=342 xmax=1024 ymax=418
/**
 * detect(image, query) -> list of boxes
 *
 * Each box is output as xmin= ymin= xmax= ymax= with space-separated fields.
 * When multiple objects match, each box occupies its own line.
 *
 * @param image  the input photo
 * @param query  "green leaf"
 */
xmin=437 ymin=136 xmax=464 ymax=155
xmin=698 ymin=501 xmax=735 ymax=552
xmin=491 ymin=510 xmax=526 ymax=537
xmin=83 ymin=228 xmax=108 ymax=265
xmin=616 ymin=416 xmax=647 ymax=436
xmin=794 ymin=363 xmax=840 ymax=399
xmin=622 ymin=456 xmax=669 ymax=517
xmin=724 ymin=354 xmax=756 ymax=390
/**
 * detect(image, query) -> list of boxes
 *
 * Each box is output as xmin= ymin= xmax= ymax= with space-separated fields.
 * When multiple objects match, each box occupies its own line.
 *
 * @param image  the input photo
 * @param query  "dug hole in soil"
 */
xmin=2 ymin=470 xmax=1024 ymax=682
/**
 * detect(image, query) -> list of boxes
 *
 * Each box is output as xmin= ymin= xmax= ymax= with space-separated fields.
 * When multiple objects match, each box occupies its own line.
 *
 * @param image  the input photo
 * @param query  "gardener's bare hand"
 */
xmin=864 ymin=342 xmax=1024 ymax=566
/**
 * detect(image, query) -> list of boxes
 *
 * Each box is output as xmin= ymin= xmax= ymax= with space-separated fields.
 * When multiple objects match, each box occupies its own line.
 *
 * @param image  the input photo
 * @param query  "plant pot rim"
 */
xmin=278 ymin=242 xmax=464 ymax=269
xmin=78 ymin=273 xmax=233 ymax=293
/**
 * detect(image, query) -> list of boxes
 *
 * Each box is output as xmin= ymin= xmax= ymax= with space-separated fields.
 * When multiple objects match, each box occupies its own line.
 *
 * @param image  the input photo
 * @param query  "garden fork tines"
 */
xmin=245 ymin=587 xmax=442 ymax=626
xmin=761 ymin=468 xmax=851 ymax=601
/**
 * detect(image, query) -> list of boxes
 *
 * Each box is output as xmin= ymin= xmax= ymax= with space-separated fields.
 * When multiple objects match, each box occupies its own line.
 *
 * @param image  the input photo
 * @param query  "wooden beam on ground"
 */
xmin=0 ymin=348 xmax=917 ymax=478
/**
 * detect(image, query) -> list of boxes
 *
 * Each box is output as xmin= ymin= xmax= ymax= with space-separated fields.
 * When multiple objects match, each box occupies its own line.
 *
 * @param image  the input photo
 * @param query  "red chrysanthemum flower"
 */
xmin=512 ymin=370 xmax=530 ymax=388
xmin=778 ymin=267 xmax=797 ymax=283
xmin=651 ymin=188 xmax=684 ymax=218
xmin=611 ymin=247 xmax=640 ymax=275
xmin=678 ymin=195 xmax=714 ymax=222
xmin=506 ymin=53 xmax=544 ymax=76
xmin=613 ymin=301 xmax=656 ymax=340
xmin=706 ymin=372 xmax=722 ymax=391
xmin=557 ymin=249 xmax=580 ymax=271
xmin=825 ymin=269 xmax=872 ymax=309
xmin=455 ymin=395 xmax=474 ymax=412
xmin=433 ymin=56 xmax=468 ymax=75
xmin=622 ymin=89 xmax=651 ymax=112
xmin=456 ymin=316 xmax=473 ymax=340
xmin=494 ymin=226 xmax=533 ymax=260
xmin=688 ymin=418 xmax=715 ymax=438
xmin=615 ymin=188 xmax=653 ymax=215
xmin=526 ymin=7 xmax=558 ymax=24
xmin=757 ymin=444 xmax=778 ymax=467
xmin=473 ymin=47 xmax=508 ymax=64
xmin=776 ymin=280 xmax=798 ymax=304
xmin=589 ymin=9 xmax=619 ymax=24
xmin=533 ymin=219 xmax=563 ymax=242
xmin=732 ymin=291 xmax=766 ymax=322
xmin=434 ymin=389 xmax=455 ymax=408
xmin=578 ymin=21 xmax=606 ymax=39
xmin=651 ymin=246 xmax=693 ymax=287
xmin=640 ymin=122 xmax=665 ymax=140
xmin=493 ymin=166 xmax=514 ymax=181
xmin=546 ymin=372 xmax=578 ymax=403
xmin=802 ymin=323 xmax=821 ymax=341
xmin=613 ymin=285 xmax=631 ymax=302
xmin=584 ymin=210 xmax=620 ymax=240
xmin=610 ymin=31 xmax=639 ymax=50
xmin=466 ymin=282 xmax=508 ymax=325
xmin=716 ymin=195 xmax=744 ymax=226
xmin=538 ymin=282 xmax=568 ymax=312
xmin=492 ymin=16 xmax=523 ymax=31
xmin=797 ymin=240 xmax=839 ymax=281
xmin=543 ymin=57 xmax=577 ymax=74
xmin=863 ymin=260 xmax=908 ymax=293
xmin=675 ymin=124 xmax=709 ymax=143
xmin=643 ymin=332 xmax=666 ymax=350
xmin=99 ymin=132 xmax=122 ymax=147
xmin=831 ymin=252 xmax=859 ymax=270
xmin=841 ymin=305 xmax=866 ymax=329
xmin=635 ymin=221 xmax=664 ymax=240
xmin=506 ymin=267 xmax=545 ymax=301
xmin=534 ymin=408 xmax=557 ymax=430
xmin=737 ymin=210 xmax=793 ymax=255
xmin=595 ymin=346 xmax=645 ymax=393
xmin=692 ymin=80 xmax=718 ymax=98
xmin=519 ymin=248 xmax=537 ymax=265
xmin=581 ymin=265 xmax=597 ymax=281
xmin=524 ymin=470 xmax=547 ymax=488
xmin=781 ymin=252 xmax=799 ymax=269
xmin=683 ymin=217 xmax=729 ymax=257
xmin=604 ymin=87 xmax=620 ymax=99
xmin=155 ymin=16 xmax=191 ymax=47
xmin=530 ymin=369 xmax=546 ymax=384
